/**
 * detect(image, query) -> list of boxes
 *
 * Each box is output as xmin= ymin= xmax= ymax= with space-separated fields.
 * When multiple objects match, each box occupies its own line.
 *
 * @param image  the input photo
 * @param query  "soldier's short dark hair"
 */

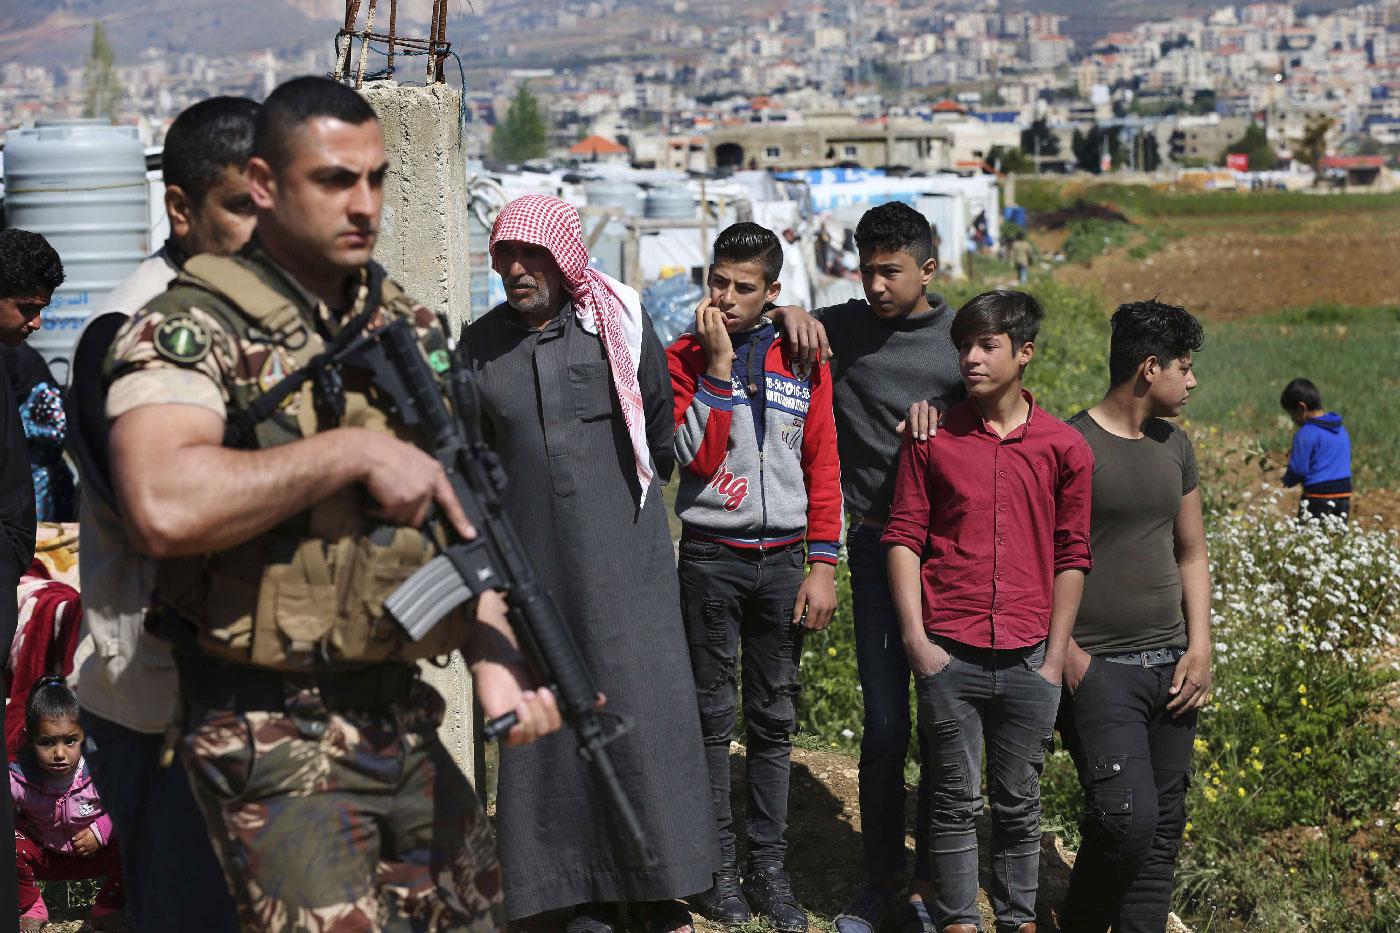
xmin=951 ymin=289 xmax=1043 ymax=351
xmin=712 ymin=222 xmax=783 ymax=286
xmin=0 ymin=229 xmax=65 ymax=300
xmin=854 ymin=201 xmax=933 ymax=266
xmin=162 ymin=97 xmax=260 ymax=206
xmin=1108 ymin=299 xmax=1204 ymax=387
xmin=1281 ymin=377 xmax=1323 ymax=412
xmin=255 ymin=76 xmax=379 ymax=172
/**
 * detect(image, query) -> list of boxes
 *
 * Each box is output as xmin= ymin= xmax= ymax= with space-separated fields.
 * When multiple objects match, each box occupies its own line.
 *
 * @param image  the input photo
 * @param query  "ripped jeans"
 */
xmin=679 ymin=537 xmax=807 ymax=869
xmin=915 ymin=635 xmax=1061 ymax=932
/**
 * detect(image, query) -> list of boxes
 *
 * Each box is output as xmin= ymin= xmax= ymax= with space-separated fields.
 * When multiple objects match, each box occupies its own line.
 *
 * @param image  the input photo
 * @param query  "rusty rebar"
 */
xmin=336 ymin=0 xmax=452 ymax=87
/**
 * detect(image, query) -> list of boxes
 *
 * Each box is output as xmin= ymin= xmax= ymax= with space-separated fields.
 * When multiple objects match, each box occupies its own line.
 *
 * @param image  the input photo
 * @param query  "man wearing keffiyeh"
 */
xmin=467 ymin=195 xmax=719 ymax=933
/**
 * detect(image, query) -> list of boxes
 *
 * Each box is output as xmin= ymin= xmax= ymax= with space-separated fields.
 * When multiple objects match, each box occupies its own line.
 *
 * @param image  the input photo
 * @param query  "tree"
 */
xmin=1223 ymin=123 xmax=1277 ymax=171
xmin=1293 ymin=115 xmax=1335 ymax=184
xmin=987 ymin=145 xmax=1034 ymax=174
xmin=1188 ymin=89 xmax=1217 ymax=116
xmin=1021 ymin=118 xmax=1060 ymax=169
xmin=82 ymin=22 xmax=121 ymax=120
xmin=1142 ymin=133 xmax=1162 ymax=172
xmin=1073 ymin=125 xmax=1122 ymax=173
xmin=492 ymin=83 xmax=547 ymax=163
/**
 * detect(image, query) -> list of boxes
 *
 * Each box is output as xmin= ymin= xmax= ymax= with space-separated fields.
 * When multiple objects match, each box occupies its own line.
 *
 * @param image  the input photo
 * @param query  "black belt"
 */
xmin=1101 ymin=647 xmax=1186 ymax=668
xmin=178 ymin=654 xmax=417 ymax=714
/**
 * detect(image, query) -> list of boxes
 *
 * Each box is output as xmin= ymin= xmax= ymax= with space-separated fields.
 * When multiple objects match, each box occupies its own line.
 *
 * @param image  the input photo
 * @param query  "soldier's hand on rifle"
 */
xmin=358 ymin=431 xmax=476 ymax=539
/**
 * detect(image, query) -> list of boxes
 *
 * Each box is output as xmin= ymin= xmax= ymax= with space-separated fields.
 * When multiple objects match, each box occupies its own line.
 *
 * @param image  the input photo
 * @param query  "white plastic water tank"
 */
xmin=4 ymin=120 xmax=149 ymax=370
xmin=644 ymin=186 xmax=696 ymax=219
xmin=584 ymin=179 xmax=644 ymax=216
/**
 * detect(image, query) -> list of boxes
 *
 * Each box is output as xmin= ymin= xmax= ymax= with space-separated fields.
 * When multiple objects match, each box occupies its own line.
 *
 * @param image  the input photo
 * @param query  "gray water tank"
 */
xmin=584 ymin=179 xmax=644 ymax=216
xmin=644 ymin=186 xmax=696 ymax=219
xmin=4 ymin=120 xmax=149 ymax=370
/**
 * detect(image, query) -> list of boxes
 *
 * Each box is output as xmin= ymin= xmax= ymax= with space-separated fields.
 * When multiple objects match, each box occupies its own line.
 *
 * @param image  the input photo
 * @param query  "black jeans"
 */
xmin=916 ymin=636 xmax=1061 ymax=932
xmin=1057 ymin=658 xmax=1198 ymax=933
xmin=847 ymin=524 xmax=932 ymax=881
xmin=679 ymin=537 xmax=806 ymax=869
xmin=82 ymin=710 xmax=240 ymax=932
xmin=1301 ymin=496 xmax=1350 ymax=523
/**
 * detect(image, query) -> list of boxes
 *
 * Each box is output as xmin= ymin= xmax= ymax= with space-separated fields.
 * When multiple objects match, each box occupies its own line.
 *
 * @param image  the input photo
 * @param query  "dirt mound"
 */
xmin=1030 ymin=199 xmax=1133 ymax=231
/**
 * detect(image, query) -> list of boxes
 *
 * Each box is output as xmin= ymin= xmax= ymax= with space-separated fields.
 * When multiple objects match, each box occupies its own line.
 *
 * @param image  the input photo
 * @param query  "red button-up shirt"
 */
xmin=882 ymin=391 xmax=1094 ymax=648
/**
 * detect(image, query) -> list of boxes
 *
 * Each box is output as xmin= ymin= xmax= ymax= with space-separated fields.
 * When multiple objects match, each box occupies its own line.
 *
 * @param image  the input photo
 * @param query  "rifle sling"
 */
xmin=222 ymin=274 xmax=385 ymax=447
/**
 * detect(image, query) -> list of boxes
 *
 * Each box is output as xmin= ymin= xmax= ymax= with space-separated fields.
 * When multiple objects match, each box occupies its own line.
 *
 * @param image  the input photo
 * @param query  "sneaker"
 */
xmin=835 ymin=883 xmax=900 ymax=933
xmin=743 ymin=864 xmax=807 ymax=932
xmin=692 ymin=865 xmax=753 ymax=927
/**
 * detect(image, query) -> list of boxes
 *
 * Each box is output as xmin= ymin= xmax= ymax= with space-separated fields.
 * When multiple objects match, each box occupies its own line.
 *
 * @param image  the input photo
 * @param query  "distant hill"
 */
xmin=1004 ymin=0 xmax=1361 ymax=44
xmin=0 ymin=0 xmax=331 ymax=64
xmin=0 ymin=0 xmax=1367 ymax=71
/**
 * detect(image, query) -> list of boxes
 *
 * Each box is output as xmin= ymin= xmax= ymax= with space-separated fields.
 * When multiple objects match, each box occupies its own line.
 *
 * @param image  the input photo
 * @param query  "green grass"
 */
xmin=1188 ymin=304 xmax=1400 ymax=487
xmin=1019 ymin=178 xmax=1400 ymax=220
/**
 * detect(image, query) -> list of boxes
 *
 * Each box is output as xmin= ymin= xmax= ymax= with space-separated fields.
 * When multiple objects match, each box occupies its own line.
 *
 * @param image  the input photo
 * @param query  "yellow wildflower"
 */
xmin=1298 ymin=684 xmax=1307 ymax=694
xmin=1237 ymin=787 xmax=1246 ymax=798
xmin=827 ymin=647 xmax=838 ymax=657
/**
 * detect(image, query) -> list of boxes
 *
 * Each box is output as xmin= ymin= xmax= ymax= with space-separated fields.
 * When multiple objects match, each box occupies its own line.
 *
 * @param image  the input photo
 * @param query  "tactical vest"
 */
xmin=153 ymin=255 xmax=474 ymax=671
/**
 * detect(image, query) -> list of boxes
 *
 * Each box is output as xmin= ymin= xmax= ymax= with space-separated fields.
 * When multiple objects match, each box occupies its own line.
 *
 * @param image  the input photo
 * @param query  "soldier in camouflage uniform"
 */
xmin=102 ymin=76 xmax=561 ymax=931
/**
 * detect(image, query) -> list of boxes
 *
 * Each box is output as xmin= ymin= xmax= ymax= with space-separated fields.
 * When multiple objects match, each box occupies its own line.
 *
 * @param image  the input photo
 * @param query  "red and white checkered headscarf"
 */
xmin=489 ymin=194 xmax=654 ymax=506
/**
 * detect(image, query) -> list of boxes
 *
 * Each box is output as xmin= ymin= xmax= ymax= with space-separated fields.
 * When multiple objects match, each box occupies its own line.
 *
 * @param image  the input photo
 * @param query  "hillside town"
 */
xmin=5 ymin=0 xmax=1400 ymax=181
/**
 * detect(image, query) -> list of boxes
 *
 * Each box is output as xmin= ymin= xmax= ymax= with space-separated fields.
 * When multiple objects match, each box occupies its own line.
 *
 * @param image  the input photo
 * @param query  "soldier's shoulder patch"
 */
xmin=428 ymin=348 xmax=452 ymax=373
xmin=154 ymin=315 xmax=213 ymax=364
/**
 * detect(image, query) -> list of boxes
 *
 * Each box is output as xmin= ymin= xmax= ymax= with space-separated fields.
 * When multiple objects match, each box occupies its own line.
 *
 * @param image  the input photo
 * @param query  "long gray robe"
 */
xmin=464 ymin=302 xmax=718 ymax=920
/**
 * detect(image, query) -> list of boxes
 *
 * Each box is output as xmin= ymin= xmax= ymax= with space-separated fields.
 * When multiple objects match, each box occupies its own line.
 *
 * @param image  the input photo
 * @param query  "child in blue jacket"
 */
xmin=1280 ymin=377 xmax=1352 ymax=522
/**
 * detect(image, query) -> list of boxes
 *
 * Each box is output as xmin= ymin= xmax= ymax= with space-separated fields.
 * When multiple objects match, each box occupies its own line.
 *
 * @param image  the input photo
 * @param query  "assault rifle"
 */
xmin=351 ymin=316 xmax=657 ymax=870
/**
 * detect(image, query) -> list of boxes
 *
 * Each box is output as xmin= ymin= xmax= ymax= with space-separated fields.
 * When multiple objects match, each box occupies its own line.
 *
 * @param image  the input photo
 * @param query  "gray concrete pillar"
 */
xmin=363 ymin=80 xmax=473 ymax=335
xmin=361 ymin=80 xmax=478 ymax=783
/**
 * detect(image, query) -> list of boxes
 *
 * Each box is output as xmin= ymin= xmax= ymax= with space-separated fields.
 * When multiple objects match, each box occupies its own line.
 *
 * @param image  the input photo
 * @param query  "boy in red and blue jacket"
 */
xmin=667 ymin=222 xmax=841 ymax=932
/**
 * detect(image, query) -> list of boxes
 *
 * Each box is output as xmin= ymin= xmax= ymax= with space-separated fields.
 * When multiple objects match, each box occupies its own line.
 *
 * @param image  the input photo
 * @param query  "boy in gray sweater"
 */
xmin=773 ymin=201 xmax=964 ymax=933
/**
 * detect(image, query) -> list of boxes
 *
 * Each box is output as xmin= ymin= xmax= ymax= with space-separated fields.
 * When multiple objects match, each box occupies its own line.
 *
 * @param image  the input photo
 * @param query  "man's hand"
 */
xmin=695 ymin=296 xmax=735 ymax=381
xmin=896 ymin=399 xmax=947 ymax=443
xmin=467 ymin=590 xmax=564 ymax=747
xmin=472 ymin=661 xmax=562 ymax=747
xmin=1167 ymin=647 xmax=1212 ymax=716
xmin=793 ymin=563 xmax=837 ymax=631
xmin=1063 ymin=641 xmax=1094 ymax=694
xmin=359 ymin=432 xmax=476 ymax=540
xmin=771 ymin=304 xmax=830 ymax=377
xmin=70 ymin=827 xmax=100 ymax=858
xmin=904 ymin=634 xmax=950 ymax=678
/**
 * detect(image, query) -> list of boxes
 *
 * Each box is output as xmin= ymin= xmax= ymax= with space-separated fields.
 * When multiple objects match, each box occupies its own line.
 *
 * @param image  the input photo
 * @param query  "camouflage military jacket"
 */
xmin=101 ymin=241 xmax=472 ymax=670
xmin=104 ymin=241 xmax=450 ymax=446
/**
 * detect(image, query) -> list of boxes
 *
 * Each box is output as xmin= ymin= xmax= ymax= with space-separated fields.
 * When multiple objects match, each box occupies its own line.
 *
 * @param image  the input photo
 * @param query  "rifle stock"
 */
xmin=366 ymin=318 xmax=659 ymax=870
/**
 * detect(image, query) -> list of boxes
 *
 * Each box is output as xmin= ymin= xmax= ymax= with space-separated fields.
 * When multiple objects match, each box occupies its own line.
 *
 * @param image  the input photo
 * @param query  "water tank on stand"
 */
xmin=584 ymin=179 xmax=644 ymax=216
xmin=644 ymin=185 xmax=696 ymax=219
xmin=3 ymin=120 xmax=149 ymax=371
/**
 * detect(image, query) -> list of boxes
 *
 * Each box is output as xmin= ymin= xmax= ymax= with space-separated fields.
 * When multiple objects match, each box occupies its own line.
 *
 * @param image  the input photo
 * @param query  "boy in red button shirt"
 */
xmin=883 ymin=289 xmax=1093 ymax=933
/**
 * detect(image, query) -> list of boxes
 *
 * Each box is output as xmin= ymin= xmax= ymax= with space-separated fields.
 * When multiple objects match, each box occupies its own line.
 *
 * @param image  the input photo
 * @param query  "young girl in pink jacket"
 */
xmin=11 ymin=676 xmax=125 ymax=931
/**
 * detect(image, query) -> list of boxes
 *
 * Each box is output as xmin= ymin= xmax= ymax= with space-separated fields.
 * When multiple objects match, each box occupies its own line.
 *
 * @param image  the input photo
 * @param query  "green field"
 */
xmin=1018 ymin=177 xmax=1400 ymax=219
xmin=1187 ymin=304 xmax=1400 ymax=488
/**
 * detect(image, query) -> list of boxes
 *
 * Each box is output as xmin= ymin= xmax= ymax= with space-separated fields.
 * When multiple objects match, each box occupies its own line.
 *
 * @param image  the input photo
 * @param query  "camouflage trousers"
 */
xmin=181 ymin=678 xmax=504 ymax=933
